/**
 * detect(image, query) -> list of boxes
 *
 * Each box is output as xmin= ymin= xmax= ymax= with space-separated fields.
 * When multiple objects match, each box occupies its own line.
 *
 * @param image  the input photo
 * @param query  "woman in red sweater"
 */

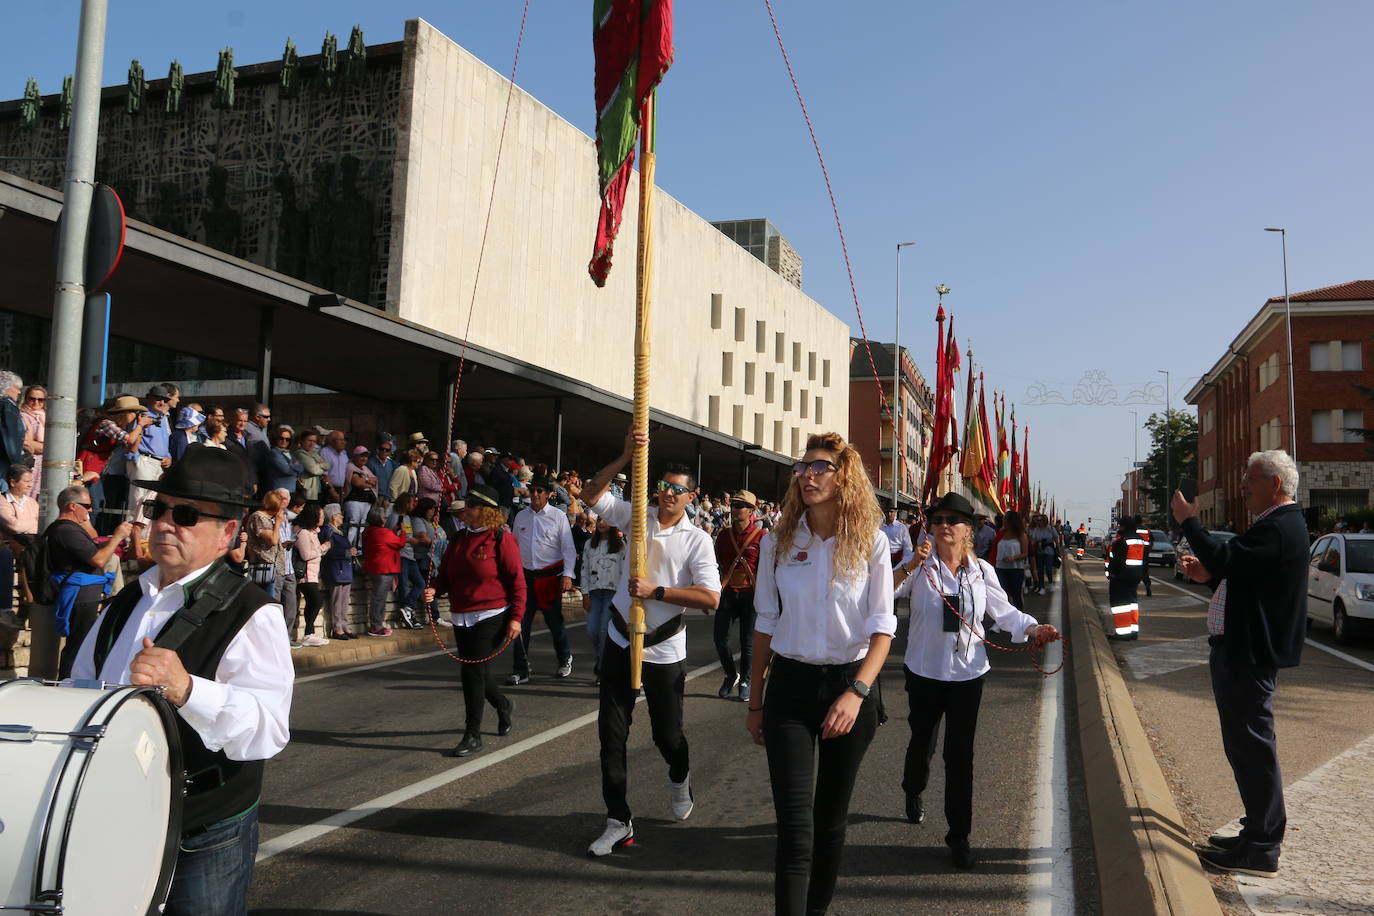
xmin=424 ymin=485 xmax=526 ymax=758
xmin=362 ymin=509 xmax=406 ymax=636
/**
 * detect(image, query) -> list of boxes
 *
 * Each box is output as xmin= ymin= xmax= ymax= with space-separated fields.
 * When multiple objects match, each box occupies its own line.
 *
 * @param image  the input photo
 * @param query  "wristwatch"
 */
xmin=652 ymin=585 xmax=666 ymax=601
xmin=848 ymin=679 xmax=871 ymax=699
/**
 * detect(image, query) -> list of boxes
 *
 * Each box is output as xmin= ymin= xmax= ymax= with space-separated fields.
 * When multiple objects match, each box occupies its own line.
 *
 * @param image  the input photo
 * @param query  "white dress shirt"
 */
xmin=592 ymin=492 xmax=721 ymax=665
xmin=879 ymin=521 xmax=914 ymax=563
xmin=70 ymin=561 xmax=294 ymax=762
xmin=512 ymin=502 xmax=577 ymax=575
xmin=754 ymin=518 xmax=897 ymax=665
xmin=897 ymin=553 xmax=1039 ymax=681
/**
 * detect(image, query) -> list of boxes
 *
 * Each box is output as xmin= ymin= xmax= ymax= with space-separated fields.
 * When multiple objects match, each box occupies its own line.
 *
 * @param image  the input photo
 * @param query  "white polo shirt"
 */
xmin=592 ymin=492 xmax=720 ymax=665
xmin=754 ymin=517 xmax=897 ymax=665
xmin=512 ymin=502 xmax=576 ymax=575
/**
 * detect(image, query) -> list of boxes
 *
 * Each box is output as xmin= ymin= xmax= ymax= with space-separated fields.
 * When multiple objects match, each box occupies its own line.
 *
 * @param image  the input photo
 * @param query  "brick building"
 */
xmin=1185 ymin=280 xmax=1374 ymax=527
xmin=848 ymin=339 xmax=933 ymax=507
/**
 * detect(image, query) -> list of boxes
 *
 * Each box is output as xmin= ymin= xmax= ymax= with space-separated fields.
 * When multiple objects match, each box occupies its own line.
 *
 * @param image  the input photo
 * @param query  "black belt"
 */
xmin=1207 ymin=634 xmax=1224 ymax=648
xmin=524 ymin=565 xmax=562 ymax=579
xmin=609 ymin=606 xmax=685 ymax=647
xmin=770 ymin=654 xmax=863 ymax=680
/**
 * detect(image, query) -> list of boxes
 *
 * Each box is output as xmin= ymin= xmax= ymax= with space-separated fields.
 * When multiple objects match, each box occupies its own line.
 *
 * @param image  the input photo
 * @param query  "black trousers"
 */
xmin=457 ymin=613 xmax=511 ymax=735
xmin=57 ymin=584 xmax=105 ymax=680
xmin=99 ymin=475 xmax=128 ymax=535
xmin=298 ymin=582 xmax=325 ymax=635
xmin=597 ymin=639 xmax=688 ymax=823
xmin=1209 ymin=644 xmax=1284 ymax=861
xmin=901 ymin=669 xmax=985 ymax=844
xmin=512 ymin=569 xmax=572 ymax=675
xmin=763 ymin=655 xmax=879 ymax=916
xmin=714 ymin=588 xmax=756 ymax=682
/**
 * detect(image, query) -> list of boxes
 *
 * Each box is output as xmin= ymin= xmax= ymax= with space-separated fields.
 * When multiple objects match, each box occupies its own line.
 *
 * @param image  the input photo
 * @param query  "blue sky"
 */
xmin=5 ymin=1 xmax=1372 ymax=528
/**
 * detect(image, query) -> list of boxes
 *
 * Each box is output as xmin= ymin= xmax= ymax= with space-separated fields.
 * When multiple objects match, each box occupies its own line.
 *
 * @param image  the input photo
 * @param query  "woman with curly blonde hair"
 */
xmin=746 ymin=432 xmax=896 ymax=915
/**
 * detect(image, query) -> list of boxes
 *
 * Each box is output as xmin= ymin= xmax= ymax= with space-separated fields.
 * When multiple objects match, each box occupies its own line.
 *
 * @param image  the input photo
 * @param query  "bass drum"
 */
xmin=0 ymin=679 xmax=182 ymax=916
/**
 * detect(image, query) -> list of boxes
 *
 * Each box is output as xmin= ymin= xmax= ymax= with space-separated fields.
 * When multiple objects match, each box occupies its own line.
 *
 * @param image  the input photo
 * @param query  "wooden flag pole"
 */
xmin=627 ymin=93 xmax=657 ymax=690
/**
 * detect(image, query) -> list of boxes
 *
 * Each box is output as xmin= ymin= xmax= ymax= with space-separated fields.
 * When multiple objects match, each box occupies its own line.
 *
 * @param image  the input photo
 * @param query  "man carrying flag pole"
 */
xmin=587 ymin=0 xmax=697 ymax=859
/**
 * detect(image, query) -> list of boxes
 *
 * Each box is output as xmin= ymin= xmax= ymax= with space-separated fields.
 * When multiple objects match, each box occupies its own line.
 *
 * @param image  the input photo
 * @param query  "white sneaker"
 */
xmin=301 ymin=634 xmax=330 ymax=647
xmin=436 ymin=618 xmax=454 ymax=628
xmin=557 ymin=656 xmax=573 ymax=678
xmin=587 ymin=817 xmax=634 ymax=857
xmin=670 ymin=775 xmax=694 ymax=821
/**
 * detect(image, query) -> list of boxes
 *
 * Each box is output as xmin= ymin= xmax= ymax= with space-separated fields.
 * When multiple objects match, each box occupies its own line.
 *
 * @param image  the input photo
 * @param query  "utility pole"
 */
xmin=41 ymin=0 xmax=109 ymax=526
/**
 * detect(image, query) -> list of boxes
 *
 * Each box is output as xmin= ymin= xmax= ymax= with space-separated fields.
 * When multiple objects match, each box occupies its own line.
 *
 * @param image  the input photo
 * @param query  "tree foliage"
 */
xmin=1346 ymin=384 xmax=1374 ymax=458
xmin=1140 ymin=409 xmax=1198 ymax=526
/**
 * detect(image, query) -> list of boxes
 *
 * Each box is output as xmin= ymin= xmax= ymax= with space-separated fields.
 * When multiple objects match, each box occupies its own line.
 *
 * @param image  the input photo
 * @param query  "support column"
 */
xmin=256 ymin=305 xmax=275 ymax=406
xmin=554 ymin=398 xmax=564 ymax=471
xmin=695 ymin=441 xmax=702 ymax=490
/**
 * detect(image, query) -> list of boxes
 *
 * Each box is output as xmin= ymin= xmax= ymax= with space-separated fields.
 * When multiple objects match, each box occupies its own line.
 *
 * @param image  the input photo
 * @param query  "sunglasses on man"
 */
xmin=143 ymin=499 xmax=235 ymax=526
xmin=656 ymin=480 xmax=692 ymax=496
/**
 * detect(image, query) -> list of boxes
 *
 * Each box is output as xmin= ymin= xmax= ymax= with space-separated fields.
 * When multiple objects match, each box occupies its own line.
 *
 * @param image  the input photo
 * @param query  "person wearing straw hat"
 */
xmin=713 ymin=488 xmax=763 ymax=702
xmin=70 ymin=444 xmax=293 ymax=916
xmin=892 ymin=491 xmax=1059 ymax=869
xmin=424 ymin=484 xmax=524 ymax=758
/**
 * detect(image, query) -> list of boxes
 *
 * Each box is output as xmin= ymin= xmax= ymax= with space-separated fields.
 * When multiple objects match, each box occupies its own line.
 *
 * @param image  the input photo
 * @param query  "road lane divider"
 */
xmin=256 ymin=656 xmax=722 ymax=864
xmin=1027 ymin=579 xmax=1075 ymax=916
xmin=1065 ymin=560 xmax=1222 ymax=916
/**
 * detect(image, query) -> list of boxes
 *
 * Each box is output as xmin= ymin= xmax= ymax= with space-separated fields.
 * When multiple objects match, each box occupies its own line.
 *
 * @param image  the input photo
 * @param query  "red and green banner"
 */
xmin=589 ymin=0 xmax=674 ymax=287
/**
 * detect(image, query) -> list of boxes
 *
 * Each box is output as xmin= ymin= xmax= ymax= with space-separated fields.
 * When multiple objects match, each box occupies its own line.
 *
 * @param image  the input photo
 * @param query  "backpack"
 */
xmin=20 ymin=534 xmax=73 ymax=605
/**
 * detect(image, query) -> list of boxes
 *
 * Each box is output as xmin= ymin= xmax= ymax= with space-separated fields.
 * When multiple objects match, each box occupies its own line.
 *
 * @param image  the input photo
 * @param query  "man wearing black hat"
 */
xmin=70 ymin=445 xmax=294 ymax=915
xmin=508 ymin=474 xmax=577 ymax=682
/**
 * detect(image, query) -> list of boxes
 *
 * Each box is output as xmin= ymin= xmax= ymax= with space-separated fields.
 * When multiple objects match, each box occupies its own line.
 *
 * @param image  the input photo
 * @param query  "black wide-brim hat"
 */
xmin=928 ymin=492 xmax=977 ymax=523
xmin=466 ymin=485 xmax=501 ymax=509
xmin=133 ymin=444 xmax=257 ymax=508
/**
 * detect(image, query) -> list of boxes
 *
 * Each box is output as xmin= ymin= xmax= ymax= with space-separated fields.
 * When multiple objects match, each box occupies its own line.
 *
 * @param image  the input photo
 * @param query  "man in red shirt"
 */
xmin=713 ymin=489 xmax=763 ymax=702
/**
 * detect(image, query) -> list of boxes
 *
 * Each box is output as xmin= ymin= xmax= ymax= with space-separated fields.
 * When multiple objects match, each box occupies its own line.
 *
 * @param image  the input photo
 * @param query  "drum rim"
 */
xmin=12 ymin=681 xmax=184 ymax=915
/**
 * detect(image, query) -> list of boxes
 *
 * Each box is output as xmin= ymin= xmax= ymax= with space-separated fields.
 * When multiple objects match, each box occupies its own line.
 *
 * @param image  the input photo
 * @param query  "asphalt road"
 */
xmin=247 ymin=580 xmax=1097 ymax=915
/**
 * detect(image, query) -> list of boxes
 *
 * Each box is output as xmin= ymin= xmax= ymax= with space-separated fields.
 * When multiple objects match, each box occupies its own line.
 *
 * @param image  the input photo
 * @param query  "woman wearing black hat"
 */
xmin=892 ymin=491 xmax=1060 ymax=868
xmin=423 ymin=485 xmax=525 ymax=757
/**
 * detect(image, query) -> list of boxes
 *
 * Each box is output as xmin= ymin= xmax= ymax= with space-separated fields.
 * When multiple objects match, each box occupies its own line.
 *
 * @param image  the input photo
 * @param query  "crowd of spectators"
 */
xmin=0 ymin=370 xmax=785 ymax=665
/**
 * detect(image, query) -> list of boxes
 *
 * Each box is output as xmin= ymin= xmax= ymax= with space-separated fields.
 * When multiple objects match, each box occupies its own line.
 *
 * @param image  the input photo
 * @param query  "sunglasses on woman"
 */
xmin=791 ymin=459 xmax=839 ymax=476
xmin=656 ymin=480 xmax=692 ymax=496
xmin=143 ymin=499 xmax=235 ymax=526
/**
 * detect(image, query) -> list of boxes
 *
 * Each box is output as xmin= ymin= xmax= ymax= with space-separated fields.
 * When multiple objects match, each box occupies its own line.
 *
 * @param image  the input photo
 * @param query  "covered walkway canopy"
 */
xmin=0 ymin=171 xmax=791 ymax=497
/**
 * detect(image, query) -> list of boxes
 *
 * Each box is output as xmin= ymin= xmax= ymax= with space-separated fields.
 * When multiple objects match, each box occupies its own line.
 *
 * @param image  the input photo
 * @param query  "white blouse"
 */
xmin=755 ymin=517 xmax=897 ymax=665
xmin=897 ymin=553 xmax=1039 ymax=681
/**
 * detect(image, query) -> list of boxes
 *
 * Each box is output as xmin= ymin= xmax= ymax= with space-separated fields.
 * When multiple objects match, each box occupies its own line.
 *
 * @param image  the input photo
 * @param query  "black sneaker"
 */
xmin=948 ymin=839 xmax=976 ymax=869
xmin=1205 ymin=833 xmax=1244 ymax=851
xmin=1197 ymin=844 xmax=1278 ymax=879
xmin=905 ymin=794 xmax=925 ymax=824
xmin=497 ymin=699 xmax=514 ymax=737
xmin=718 ymin=673 xmax=739 ymax=698
xmin=446 ymin=733 xmax=483 ymax=758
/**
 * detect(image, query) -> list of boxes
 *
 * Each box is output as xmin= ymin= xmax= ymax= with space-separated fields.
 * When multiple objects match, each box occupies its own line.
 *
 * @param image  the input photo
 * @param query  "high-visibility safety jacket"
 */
xmin=1126 ymin=531 xmax=1148 ymax=567
xmin=1106 ymin=533 xmax=1148 ymax=577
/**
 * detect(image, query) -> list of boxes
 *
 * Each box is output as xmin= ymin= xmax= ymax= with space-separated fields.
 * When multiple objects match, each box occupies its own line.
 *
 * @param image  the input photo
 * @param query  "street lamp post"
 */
xmin=1157 ymin=369 xmax=1170 ymax=510
xmin=1129 ymin=410 xmax=1138 ymax=464
xmin=891 ymin=241 xmax=915 ymax=509
xmin=1264 ymin=228 xmax=1297 ymax=462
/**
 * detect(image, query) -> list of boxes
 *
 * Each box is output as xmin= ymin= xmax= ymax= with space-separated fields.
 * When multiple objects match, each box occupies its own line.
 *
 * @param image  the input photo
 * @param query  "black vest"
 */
xmin=93 ymin=562 xmax=275 ymax=834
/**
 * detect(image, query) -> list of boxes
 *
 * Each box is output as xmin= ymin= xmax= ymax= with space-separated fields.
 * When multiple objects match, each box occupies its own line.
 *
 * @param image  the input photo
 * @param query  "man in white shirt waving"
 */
xmin=579 ymin=430 xmax=721 ymax=857
xmin=71 ymin=446 xmax=293 ymax=915
xmin=508 ymin=474 xmax=577 ymax=682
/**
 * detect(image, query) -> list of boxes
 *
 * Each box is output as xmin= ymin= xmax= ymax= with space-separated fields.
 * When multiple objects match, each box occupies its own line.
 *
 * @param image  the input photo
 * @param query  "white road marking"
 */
xmin=1121 ymin=636 xmax=1212 ymax=680
xmin=256 ymin=656 xmax=722 ymax=864
xmin=295 ymin=621 xmax=588 ymax=685
xmin=1027 ymin=579 xmax=1075 ymax=915
xmin=1153 ymin=582 xmax=1374 ymax=676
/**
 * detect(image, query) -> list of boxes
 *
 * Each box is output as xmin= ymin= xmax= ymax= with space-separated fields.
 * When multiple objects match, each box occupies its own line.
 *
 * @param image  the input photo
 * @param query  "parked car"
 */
xmin=1173 ymin=530 xmax=1236 ymax=579
xmin=1146 ymin=529 xmax=1176 ymax=568
xmin=1307 ymin=533 xmax=1374 ymax=643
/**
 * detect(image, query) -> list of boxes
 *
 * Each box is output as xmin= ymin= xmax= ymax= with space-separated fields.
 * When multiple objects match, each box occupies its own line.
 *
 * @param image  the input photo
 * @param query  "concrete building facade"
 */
xmin=0 ymin=18 xmax=851 ymax=487
xmin=1186 ymin=281 xmax=1374 ymax=527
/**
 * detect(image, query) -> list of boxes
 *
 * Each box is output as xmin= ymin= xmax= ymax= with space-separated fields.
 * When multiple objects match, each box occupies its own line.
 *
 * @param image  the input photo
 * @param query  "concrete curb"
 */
xmin=1064 ymin=559 xmax=1221 ymax=916
xmin=291 ymin=594 xmax=591 ymax=673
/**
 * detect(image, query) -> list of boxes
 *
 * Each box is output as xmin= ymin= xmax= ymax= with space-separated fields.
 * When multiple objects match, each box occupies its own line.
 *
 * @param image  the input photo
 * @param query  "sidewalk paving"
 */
xmin=1078 ymin=558 xmax=1374 ymax=916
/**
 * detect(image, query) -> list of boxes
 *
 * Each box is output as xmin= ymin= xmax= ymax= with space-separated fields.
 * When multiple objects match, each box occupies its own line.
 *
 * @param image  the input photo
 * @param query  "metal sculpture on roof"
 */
xmin=127 ymin=60 xmax=145 ymax=115
xmin=280 ymin=38 xmax=299 ymax=97
xmin=342 ymin=26 xmax=366 ymax=83
xmin=212 ymin=48 xmax=235 ymax=109
xmin=165 ymin=61 xmax=184 ymax=113
xmin=19 ymin=78 xmax=40 ymax=127
xmin=58 ymin=76 xmax=73 ymax=130
xmin=319 ymin=32 xmax=338 ymax=90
